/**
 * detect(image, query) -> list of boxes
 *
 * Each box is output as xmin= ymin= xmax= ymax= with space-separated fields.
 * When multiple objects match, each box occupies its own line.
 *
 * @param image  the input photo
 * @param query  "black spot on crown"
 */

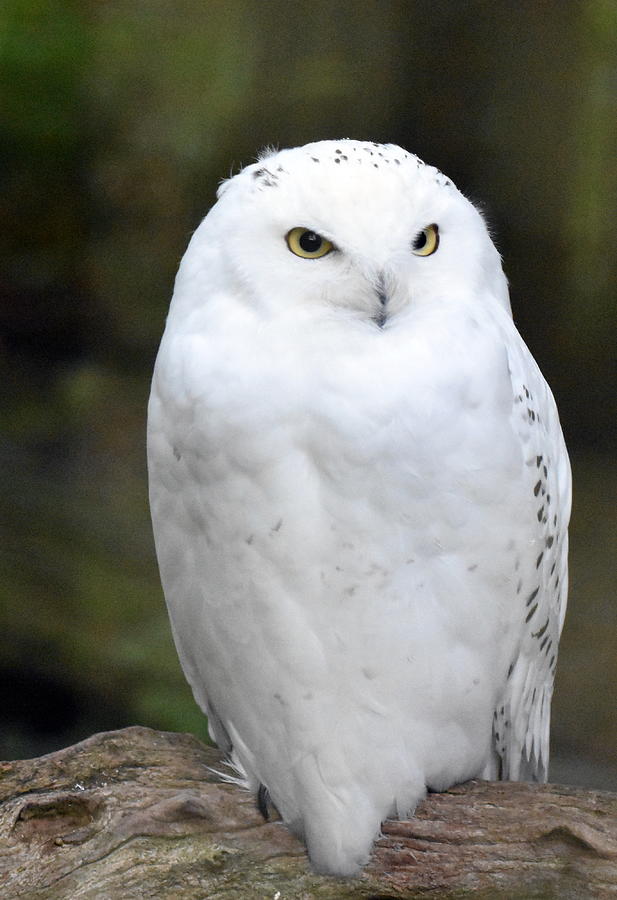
xmin=253 ymin=167 xmax=278 ymax=187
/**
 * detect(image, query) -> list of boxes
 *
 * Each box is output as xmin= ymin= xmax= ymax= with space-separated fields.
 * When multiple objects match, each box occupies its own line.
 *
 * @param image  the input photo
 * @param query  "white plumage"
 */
xmin=147 ymin=139 xmax=571 ymax=875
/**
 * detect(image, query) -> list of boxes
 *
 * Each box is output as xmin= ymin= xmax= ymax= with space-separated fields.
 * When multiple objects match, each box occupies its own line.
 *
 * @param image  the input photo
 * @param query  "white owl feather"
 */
xmin=147 ymin=139 xmax=570 ymax=875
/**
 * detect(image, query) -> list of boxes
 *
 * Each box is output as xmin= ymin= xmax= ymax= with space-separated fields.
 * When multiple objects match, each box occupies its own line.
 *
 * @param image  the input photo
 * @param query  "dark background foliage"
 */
xmin=1 ymin=0 xmax=615 ymax=788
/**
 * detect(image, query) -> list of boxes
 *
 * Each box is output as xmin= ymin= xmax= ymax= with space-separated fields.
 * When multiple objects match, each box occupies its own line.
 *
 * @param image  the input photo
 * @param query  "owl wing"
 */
xmin=491 ymin=329 xmax=571 ymax=782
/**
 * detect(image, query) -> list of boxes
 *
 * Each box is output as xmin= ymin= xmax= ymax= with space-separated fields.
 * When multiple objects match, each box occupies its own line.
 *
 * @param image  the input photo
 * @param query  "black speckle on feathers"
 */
xmin=526 ymin=603 xmax=539 ymax=623
xmin=526 ymin=586 xmax=540 ymax=606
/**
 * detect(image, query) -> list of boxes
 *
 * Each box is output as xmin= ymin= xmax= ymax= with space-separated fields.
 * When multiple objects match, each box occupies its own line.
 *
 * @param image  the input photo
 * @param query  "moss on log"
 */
xmin=0 ymin=726 xmax=615 ymax=898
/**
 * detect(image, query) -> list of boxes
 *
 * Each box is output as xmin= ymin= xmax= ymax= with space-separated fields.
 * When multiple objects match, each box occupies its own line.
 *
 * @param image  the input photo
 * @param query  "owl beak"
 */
xmin=373 ymin=274 xmax=388 ymax=328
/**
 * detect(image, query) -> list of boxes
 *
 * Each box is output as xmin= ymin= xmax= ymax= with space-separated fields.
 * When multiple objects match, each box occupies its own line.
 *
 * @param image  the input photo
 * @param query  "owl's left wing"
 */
xmin=491 ymin=327 xmax=571 ymax=782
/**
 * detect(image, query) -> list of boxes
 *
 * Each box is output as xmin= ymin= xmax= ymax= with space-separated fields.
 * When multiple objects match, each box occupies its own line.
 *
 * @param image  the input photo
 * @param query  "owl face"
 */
xmin=179 ymin=140 xmax=510 ymax=328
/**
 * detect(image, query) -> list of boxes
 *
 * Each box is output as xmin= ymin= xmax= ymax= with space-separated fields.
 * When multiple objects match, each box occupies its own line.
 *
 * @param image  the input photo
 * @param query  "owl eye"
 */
xmin=286 ymin=227 xmax=334 ymax=259
xmin=412 ymin=224 xmax=439 ymax=256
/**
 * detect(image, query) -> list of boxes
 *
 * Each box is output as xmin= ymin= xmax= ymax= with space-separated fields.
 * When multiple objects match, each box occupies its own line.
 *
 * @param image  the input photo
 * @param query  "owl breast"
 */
xmin=148 ymin=297 xmax=536 ymax=873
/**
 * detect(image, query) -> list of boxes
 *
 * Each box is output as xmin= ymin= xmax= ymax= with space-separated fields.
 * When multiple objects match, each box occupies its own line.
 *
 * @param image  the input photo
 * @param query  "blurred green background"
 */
xmin=1 ymin=0 xmax=615 ymax=788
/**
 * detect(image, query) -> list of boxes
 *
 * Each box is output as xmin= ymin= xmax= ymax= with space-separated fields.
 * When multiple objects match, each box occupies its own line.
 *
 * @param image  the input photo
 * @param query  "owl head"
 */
xmin=172 ymin=140 xmax=510 ymax=328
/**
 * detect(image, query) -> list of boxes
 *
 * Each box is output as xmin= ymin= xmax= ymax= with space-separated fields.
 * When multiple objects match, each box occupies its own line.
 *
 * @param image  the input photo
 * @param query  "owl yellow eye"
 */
xmin=412 ymin=224 xmax=439 ymax=256
xmin=286 ymin=227 xmax=334 ymax=259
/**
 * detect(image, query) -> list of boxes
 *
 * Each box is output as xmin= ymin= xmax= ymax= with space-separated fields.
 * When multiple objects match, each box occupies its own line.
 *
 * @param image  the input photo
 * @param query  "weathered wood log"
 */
xmin=0 ymin=726 xmax=615 ymax=898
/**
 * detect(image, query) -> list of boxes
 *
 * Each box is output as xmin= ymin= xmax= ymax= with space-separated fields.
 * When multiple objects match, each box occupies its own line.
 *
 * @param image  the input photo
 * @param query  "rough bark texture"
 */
xmin=0 ymin=727 xmax=615 ymax=899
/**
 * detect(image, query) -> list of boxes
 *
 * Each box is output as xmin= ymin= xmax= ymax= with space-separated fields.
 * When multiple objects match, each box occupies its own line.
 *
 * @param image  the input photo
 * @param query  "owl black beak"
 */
xmin=373 ymin=276 xmax=388 ymax=328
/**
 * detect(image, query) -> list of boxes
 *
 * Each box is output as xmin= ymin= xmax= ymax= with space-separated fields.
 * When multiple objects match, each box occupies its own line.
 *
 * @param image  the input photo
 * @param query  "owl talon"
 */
xmin=257 ymin=783 xmax=270 ymax=821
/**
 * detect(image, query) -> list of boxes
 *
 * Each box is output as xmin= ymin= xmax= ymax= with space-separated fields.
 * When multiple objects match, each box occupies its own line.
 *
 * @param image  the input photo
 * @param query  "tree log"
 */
xmin=0 ymin=726 xmax=615 ymax=898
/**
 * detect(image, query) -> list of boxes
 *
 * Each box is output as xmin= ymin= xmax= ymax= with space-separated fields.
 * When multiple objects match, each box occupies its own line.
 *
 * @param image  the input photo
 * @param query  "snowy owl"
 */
xmin=147 ymin=139 xmax=571 ymax=876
